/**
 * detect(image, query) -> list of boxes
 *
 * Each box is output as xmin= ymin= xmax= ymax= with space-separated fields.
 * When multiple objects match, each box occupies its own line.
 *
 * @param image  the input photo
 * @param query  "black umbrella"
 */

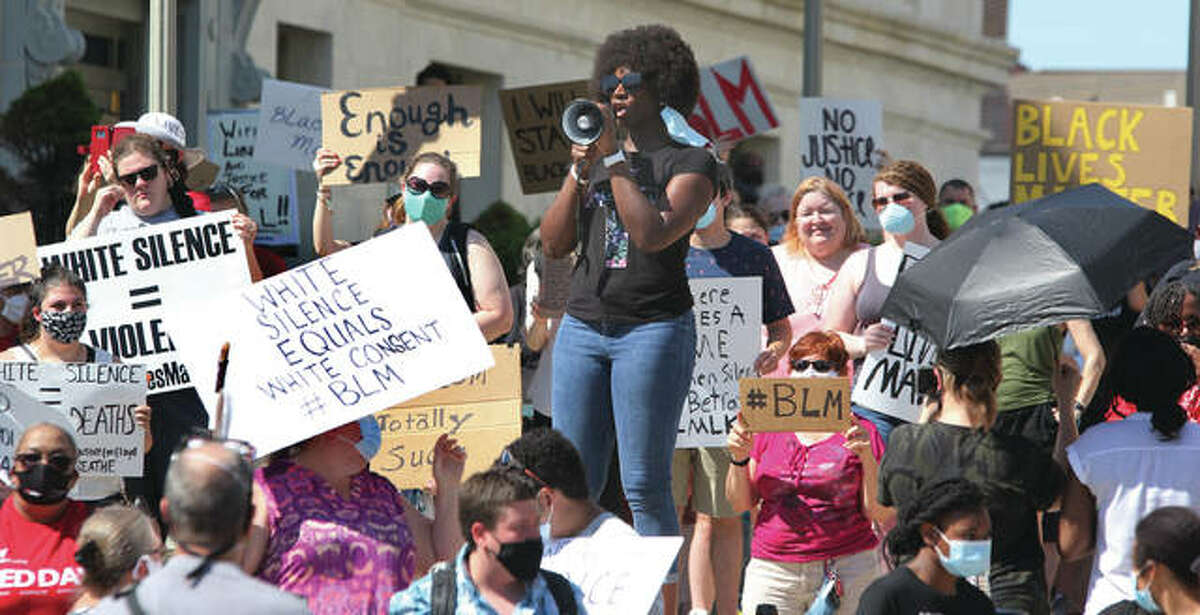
xmin=881 ymin=183 xmax=1191 ymax=349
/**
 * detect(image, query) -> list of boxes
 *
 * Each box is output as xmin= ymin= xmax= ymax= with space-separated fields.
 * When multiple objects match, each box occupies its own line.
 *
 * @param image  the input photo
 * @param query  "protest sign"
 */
xmin=37 ymin=211 xmax=250 ymax=394
xmin=370 ymin=345 xmax=520 ymax=489
xmin=1010 ymin=98 xmax=1192 ymax=227
xmin=0 ymin=381 xmax=77 ymax=474
xmin=500 ymin=80 xmax=590 ymax=194
xmin=686 ymin=56 xmax=779 ymax=142
xmin=0 ymin=212 xmax=38 ymax=289
xmin=799 ymin=98 xmax=884 ymax=231
xmin=851 ymin=243 xmax=935 ymax=422
xmin=254 ymin=77 xmax=327 ymax=171
xmin=677 ymin=277 xmax=761 ymax=448
xmin=320 ymin=85 xmax=481 ymax=186
xmin=208 ymin=109 xmax=301 ymax=245
xmin=739 ymin=377 xmax=853 ymax=433
xmin=0 ymin=362 xmax=145 ymax=476
xmin=542 ymin=535 xmax=683 ymax=615
xmin=164 ymin=223 xmax=494 ymax=457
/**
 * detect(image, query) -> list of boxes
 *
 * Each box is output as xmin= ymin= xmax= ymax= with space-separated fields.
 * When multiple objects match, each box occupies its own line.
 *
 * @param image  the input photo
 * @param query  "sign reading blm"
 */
xmin=500 ymin=80 xmax=590 ymax=194
xmin=799 ymin=98 xmax=884 ymax=232
xmin=207 ymin=109 xmax=301 ymax=245
xmin=687 ymin=56 xmax=779 ymax=142
xmin=1010 ymin=98 xmax=1192 ymax=227
xmin=320 ymin=85 xmax=482 ymax=186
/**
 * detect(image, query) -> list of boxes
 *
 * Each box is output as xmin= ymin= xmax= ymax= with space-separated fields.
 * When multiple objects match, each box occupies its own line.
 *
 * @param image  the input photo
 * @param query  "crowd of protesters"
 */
xmin=0 ymin=20 xmax=1199 ymax=615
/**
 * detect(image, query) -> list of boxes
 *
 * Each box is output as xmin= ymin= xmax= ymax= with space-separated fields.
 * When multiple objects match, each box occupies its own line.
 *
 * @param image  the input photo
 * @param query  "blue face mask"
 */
xmin=356 ymin=416 xmax=382 ymax=462
xmin=878 ymin=202 xmax=916 ymax=235
xmin=934 ymin=529 xmax=991 ymax=578
xmin=404 ymin=189 xmax=449 ymax=226
xmin=1132 ymin=568 xmax=1163 ymax=613
xmin=696 ymin=202 xmax=718 ymax=230
xmin=659 ymin=106 xmax=709 ymax=147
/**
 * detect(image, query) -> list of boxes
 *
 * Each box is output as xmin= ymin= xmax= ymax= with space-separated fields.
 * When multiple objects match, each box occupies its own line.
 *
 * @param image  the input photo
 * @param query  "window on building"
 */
xmin=276 ymin=23 xmax=332 ymax=87
xmin=65 ymin=7 xmax=145 ymax=122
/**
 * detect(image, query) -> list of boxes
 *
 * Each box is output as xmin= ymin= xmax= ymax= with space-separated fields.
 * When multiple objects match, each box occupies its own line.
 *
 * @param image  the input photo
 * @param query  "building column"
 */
xmin=148 ymin=0 xmax=177 ymax=113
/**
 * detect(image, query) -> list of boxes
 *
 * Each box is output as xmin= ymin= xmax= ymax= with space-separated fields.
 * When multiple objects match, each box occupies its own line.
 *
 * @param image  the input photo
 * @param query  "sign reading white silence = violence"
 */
xmin=37 ymin=211 xmax=251 ymax=394
xmin=0 ymin=362 xmax=146 ymax=476
xmin=165 ymin=223 xmax=494 ymax=458
xmin=208 ymin=109 xmax=301 ymax=246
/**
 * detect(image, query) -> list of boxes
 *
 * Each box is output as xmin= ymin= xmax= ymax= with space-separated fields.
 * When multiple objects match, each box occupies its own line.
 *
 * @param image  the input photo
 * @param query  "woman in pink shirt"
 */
xmin=726 ymin=331 xmax=893 ymax=614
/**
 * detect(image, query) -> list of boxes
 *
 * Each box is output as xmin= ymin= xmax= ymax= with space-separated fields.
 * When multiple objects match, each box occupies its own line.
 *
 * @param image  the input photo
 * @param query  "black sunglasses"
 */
xmin=601 ymin=72 xmax=644 ymax=97
xmin=871 ymin=191 xmax=912 ymax=208
xmin=790 ymin=359 xmax=835 ymax=373
xmin=498 ymin=447 xmax=547 ymax=487
xmin=15 ymin=451 xmax=76 ymax=473
xmin=118 ymin=164 xmax=160 ymax=188
xmin=405 ymin=176 xmax=453 ymax=199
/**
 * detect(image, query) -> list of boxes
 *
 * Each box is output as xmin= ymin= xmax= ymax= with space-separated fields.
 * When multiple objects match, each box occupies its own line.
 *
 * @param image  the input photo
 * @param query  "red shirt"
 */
xmin=1105 ymin=384 xmax=1200 ymax=424
xmin=0 ymin=497 xmax=89 ymax=615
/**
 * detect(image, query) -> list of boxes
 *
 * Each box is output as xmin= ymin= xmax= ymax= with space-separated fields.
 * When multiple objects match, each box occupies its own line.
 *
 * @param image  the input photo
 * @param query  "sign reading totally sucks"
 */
xmin=1010 ymin=98 xmax=1193 ymax=227
xmin=687 ymin=56 xmax=779 ymax=142
xmin=37 ymin=211 xmax=250 ymax=393
xmin=677 ymin=277 xmax=761 ymax=448
xmin=207 ymin=109 xmax=300 ymax=245
xmin=799 ymin=98 xmax=884 ymax=231
xmin=165 ymin=223 xmax=493 ymax=457
xmin=0 ymin=212 xmax=38 ymax=289
xmin=320 ymin=85 xmax=482 ymax=185
xmin=499 ymin=80 xmax=591 ymax=194
xmin=254 ymin=77 xmax=327 ymax=172
xmin=0 ymin=362 xmax=146 ymax=476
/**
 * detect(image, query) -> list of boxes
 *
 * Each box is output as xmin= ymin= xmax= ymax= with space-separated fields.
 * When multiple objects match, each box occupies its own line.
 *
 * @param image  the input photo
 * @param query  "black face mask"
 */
xmin=15 ymin=463 xmax=73 ymax=505
xmin=493 ymin=538 xmax=543 ymax=582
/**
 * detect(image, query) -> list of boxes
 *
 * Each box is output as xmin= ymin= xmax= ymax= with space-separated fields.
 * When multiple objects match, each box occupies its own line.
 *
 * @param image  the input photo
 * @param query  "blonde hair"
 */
xmin=74 ymin=506 xmax=159 ymax=592
xmin=782 ymin=176 xmax=867 ymax=256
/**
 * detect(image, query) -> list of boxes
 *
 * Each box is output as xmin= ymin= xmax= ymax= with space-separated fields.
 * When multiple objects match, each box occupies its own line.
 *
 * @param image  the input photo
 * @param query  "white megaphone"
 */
xmin=561 ymin=99 xmax=604 ymax=145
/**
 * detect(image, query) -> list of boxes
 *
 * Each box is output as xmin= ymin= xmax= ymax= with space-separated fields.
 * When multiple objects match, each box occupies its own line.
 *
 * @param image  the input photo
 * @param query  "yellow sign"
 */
xmin=738 ymin=377 xmax=853 ymax=433
xmin=499 ymin=80 xmax=591 ymax=194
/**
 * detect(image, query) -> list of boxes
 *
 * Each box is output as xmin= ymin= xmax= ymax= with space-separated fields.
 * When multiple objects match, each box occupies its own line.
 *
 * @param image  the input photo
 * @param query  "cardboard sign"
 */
xmin=1010 ymin=98 xmax=1192 ymax=227
xmin=851 ymin=243 xmax=936 ymax=422
xmin=739 ymin=377 xmax=853 ymax=433
xmin=799 ymin=98 xmax=884 ymax=231
xmin=500 ymin=80 xmax=591 ymax=194
xmin=542 ymin=535 xmax=682 ymax=615
xmin=163 ymin=223 xmax=493 ymax=457
xmin=207 ymin=109 xmax=301 ymax=246
xmin=0 ymin=212 xmax=38 ymax=289
xmin=37 ymin=211 xmax=250 ymax=394
xmin=320 ymin=85 xmax=482 ymax=185
xmin=0 ymin=362 xmax=146 ymax=476
xmin=677 ymin=277 xmax=762 ymax=448
xmin=686 ymin=56 xmax=779 ymax=142
xmin=254 ymin=77 xmax=327 ymax=171
xmin=370 ymin=345 xmax=520 ymax=489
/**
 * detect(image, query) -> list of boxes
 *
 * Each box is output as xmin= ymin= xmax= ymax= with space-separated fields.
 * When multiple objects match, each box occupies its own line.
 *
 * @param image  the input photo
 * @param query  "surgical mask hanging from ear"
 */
xmin=539 ymin=497 xmax=555 ymax=544
xmin=356 ymin=416 xmax=382 ymax=461
xmin=695 ymin=202 xmax=718 ymax=230
xmin=660 ymin=106 xmax=709 ymax=147
xmin=1132 ymin=568 xmax=1164 ymax=613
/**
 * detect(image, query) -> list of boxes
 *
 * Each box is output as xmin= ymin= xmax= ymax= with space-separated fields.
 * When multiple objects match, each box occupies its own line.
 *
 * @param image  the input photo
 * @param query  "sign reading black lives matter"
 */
xmin=677 ymin=277 xmax=761 ymax=448
xmin=799 ymin=98 xmax=884 ymax=232
xmin=0 ymin=363 xmax=146 ymax=476
xmin=851 ymin=243 xmax=934 ymax=422
xmin=37 ymin=211 xmax=251 ymax=394
xmin=165 ymin=224 xmax=494 ymax=457
xmin=208 ymin=109 xmax=301 ymax=246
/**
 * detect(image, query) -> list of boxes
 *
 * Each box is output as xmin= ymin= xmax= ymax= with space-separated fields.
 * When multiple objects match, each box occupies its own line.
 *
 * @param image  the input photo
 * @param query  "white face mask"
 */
xmin=539 ymin=494 xmax=555 ymax=543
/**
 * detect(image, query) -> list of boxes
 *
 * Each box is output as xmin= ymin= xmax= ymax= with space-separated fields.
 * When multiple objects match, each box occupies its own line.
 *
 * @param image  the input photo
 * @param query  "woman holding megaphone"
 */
xmin=539 ymin=23 xmax=717 ymax=611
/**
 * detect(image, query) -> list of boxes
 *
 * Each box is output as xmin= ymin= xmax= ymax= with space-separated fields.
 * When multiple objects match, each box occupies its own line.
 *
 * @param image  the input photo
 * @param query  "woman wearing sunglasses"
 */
xmin=824 ymin=159 xmax=948 ymax=444
xmin=726 ymin=331 xmax=890 ymax=614
xmin=311 ymin=148 xmax=514 ymax=342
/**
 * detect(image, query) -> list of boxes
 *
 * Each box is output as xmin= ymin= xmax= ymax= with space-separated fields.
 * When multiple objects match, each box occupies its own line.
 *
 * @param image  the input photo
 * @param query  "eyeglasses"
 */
xmin=872 ymin=191 xmax=912 ymax=208
xmin=14 ymin=451 xmax=76 ymax=473
xmin=117 ymin=164 xmax=161 ymax=188
xmin=790 ymin=359 xmax=835 ymax=373
xmin=600 ymin=72 xmax=645 ymax=97
xmin=405 ymin=176 xmax=453 ymax=199
xmin=497 ymin=448 xmax=547 ymax=487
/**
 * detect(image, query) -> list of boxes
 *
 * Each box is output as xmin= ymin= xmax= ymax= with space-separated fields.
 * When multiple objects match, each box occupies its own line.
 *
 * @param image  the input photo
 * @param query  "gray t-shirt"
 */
xmin=91 ymin=553 xmax=310 ymax=615
xmin=95 ymin=205 xmax=181 ymax=235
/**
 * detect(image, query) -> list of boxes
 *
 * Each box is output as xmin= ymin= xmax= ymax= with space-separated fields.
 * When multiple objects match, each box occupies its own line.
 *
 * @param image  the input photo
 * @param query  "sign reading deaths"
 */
xmin=164 ymin=223 xmax=494 ymax=457
xmin=677 ymin=277 xmax=761 ymax=448
xmin=499 ymin=80 xmax=590 ymax=194
xmin=1010 ymin=98 xmax=1193 ymax=226
xmin=0 ymin=362 xmax=146 ymax=476
xmin=320 ymin=85 xmax=482 ymax=186
xmin=370 ymin=345 xmax=521 ymax=489
xmin=208 ymin=109 xmax=300 ymax=246
xmin=37 ymin=211 xmax=250 ymax=393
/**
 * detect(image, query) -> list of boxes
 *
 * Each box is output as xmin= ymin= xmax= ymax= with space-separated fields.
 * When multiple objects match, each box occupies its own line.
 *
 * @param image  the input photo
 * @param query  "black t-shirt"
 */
xmin=567 ymin=143 xmax=717 ymax=323
xmin=856 ymin=566 xmax=995 ymax=615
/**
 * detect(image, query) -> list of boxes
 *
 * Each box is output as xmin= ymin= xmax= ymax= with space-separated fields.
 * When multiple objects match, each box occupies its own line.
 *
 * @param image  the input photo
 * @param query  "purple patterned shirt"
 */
xmin=255 ymin=459 xmax=417 ymax=615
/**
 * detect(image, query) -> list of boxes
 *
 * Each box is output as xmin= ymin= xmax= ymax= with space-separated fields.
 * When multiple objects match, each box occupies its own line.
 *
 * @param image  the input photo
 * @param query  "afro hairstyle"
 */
xmin=590 ymin=24 xmax=701 ymax=114
xmin=502 ymin=428 xmax=590 ymax=500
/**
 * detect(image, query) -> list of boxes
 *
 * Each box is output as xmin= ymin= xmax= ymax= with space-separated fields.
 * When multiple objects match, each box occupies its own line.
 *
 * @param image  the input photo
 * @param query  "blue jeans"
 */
xmin=852 ymin=404 xmax=909 ymax=446
xmin=551 ymin=311 xmax=696 ymax=541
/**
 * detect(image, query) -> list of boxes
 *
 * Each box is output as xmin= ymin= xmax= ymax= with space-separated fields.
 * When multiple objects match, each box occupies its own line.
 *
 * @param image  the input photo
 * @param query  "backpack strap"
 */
xmin=431 ymin=561 xmax=457 ymax=615
xmin=541 ymin=569 xmax=577 ymax=615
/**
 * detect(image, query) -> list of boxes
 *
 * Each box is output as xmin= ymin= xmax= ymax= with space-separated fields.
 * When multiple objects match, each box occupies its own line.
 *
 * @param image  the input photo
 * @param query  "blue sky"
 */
xmin=1009 ymin=0 xmax=1188 ymax=70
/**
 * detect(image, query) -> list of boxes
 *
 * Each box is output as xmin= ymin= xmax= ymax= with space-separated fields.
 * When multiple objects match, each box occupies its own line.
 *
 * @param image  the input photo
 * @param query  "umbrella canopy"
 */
xmin=881 ymin=183 xmax=1191 ymax=349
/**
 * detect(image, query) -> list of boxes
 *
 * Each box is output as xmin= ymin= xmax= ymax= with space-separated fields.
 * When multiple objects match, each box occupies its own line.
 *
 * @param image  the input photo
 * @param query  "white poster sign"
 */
xmin=208 ymin=109 xmax=300 ymax=246
xmin=165 ymin=224 xmax=494 ymax=457
xmin=0 ymin=363 xmax=145 ymax=476
xmin=37 ymin=211 xmax=251 ymax=394
xmin=542 ymin=535 xmax=682 ymax=615
xmin=254 ymin=78 xmax=326 ymax=172
xmin=799 ymin=98 xmax=884 ymax=231
xmin=851 ymin=243 xmax=935 ymax=422
xmin=677 ymin=277 xmax=762 ymax=448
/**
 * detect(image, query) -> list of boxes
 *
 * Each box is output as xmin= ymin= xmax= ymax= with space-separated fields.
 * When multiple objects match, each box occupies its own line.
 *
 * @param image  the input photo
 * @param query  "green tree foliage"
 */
xmin=472 ymin=200 xmax=532 ymax=286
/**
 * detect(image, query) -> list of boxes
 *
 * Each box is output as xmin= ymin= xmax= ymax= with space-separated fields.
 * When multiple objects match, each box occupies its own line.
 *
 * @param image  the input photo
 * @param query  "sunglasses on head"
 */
xmin=405 ymin=176 xmax=453 ymax=199
xmin=498 ymin=447 xmax=547 ymax=487
xmin=15 ymin=451 xmax=75 ymax=473
xmin=872 ymin=191 xmax=912 ymax=208
xmin=790 ymin=359 xmax=835 ymax=373
xmin=600 ymin=72 xmax=644 ymax=97
xmin=118 ymin=164 xmax=160 ymax=188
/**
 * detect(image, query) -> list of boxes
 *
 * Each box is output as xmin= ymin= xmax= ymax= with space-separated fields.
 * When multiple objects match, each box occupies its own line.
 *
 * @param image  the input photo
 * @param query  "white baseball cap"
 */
xmin=135 ymin=112 xmax=187 ymax=149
